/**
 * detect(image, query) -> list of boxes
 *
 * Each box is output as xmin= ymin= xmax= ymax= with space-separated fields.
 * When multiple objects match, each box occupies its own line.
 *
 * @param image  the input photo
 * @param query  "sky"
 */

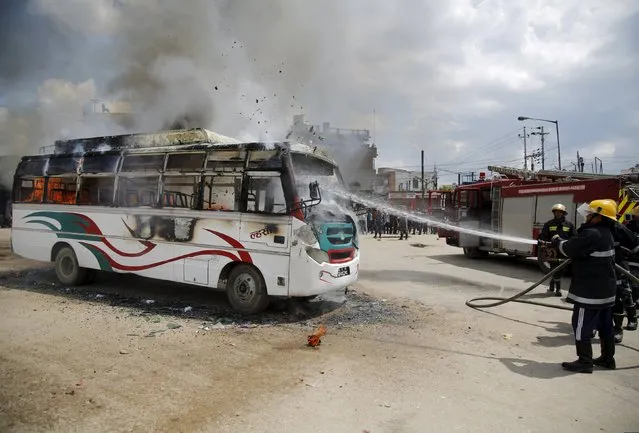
xmin=1 ymin=0 xmax=638 ymax=185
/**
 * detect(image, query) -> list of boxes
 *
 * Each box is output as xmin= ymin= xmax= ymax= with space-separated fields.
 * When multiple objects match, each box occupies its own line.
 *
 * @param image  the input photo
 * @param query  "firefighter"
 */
xmin=539 ymin=203 xmax=576 ymax=297
xmin=552 ymin=199 xmax=618 ymax=373
xmin=628 ymin=206 xmax=639 ymax=233
xmin=628 ymin=208 xmax=639 ymax=318
xmin=611 ymin=219 xmax=639 ymax=342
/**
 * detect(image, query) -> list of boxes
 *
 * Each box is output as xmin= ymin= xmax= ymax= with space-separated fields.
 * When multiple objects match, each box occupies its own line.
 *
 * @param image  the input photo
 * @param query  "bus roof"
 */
xmin=44 ymin=128 xmax=336 ymax=165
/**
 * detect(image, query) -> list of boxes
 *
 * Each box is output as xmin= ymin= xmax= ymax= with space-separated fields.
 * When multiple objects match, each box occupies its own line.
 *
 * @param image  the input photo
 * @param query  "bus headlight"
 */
xmin=305 ymin=247 xmax=329 ymax=264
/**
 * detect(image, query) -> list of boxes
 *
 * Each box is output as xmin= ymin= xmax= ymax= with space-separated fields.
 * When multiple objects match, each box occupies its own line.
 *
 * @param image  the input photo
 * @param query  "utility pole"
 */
xmin=518 ymin=127 xmax=529 ymax=170
xmin=530 ymin=126 xmax=549 ymax=170
xmin=421 ymin=150 xmax=425 ymax=199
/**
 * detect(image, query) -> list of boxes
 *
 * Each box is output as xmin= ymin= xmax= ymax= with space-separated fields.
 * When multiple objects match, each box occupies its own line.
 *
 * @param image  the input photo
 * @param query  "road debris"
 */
xmin=142 ymin=299 xmax=155 ymax=305
xmin=183 ymin=306 xmax=192 ymax=312
xmin=166 ymin=323 xmax=181 ymax=329
xmin=119 ymin=349 xmax=129 ymax=355
xmin=307 ymin=325 xmax=327 ymax=347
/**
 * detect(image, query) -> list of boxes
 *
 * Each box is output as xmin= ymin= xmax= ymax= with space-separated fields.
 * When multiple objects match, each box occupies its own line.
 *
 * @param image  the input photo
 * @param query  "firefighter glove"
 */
xmin=551 ymin=234 xmax=562 ymax=249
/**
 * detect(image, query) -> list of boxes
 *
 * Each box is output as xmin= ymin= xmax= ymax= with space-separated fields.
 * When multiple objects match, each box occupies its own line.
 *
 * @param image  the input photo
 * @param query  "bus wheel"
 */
xmin=226 ymin=265 xmax=269 ymax=315
xmin=54 ymin=246 xmax=89 ymax=286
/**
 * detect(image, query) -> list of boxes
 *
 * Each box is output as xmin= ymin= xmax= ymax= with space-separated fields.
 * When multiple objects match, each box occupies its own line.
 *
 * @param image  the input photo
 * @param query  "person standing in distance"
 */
xmin=552 ymin=199 xmax=618 ymax=373
xmin=539 ymin=203 xmax=577 ymax=297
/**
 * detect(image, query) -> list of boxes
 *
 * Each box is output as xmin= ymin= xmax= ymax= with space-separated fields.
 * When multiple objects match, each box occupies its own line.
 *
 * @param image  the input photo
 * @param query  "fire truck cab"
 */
xmin=439 ymin=166 xmax=639 ymax=270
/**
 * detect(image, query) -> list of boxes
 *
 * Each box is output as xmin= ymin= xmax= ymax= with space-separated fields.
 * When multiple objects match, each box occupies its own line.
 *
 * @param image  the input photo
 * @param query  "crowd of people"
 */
xmin=357 ymin=209 xmax=438 ymax=240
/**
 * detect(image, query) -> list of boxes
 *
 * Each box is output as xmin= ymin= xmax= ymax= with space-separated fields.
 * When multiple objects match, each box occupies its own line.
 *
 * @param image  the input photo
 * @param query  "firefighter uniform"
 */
xmin=611 ymin=221 xmax=639 ymax=342
xmin=554 ymin=199 xmax=618 ymax=373
xmin=539 ymin=204 xmax=576 ymax=297
xmin=626 ymin=207 xmax=639 ymax=319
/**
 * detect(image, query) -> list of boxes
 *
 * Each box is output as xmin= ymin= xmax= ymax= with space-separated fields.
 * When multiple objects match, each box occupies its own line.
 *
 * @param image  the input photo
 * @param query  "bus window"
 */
xmin=121 ymin=154 xmax=165 ymax=173
xmin=14 ymin=177 xmax=44 ymax=203
xmin=117 ymin=176 xmax=160 ymax=207
xmin=81 ymin=154 xmax=120 ymax=174
xmin=202 ymin=174 xmax=241 ymax=211
xmin=17 ymin=158 xmax=47 ymax=177
xmin=162 ymin=175 xmax=201 ymax=209
xmin=47 ymin=156 xmax=79 ymax=175
xmin=46 ymin=177 xmax=77 ymax=204
xmin=78 ymin=176 xmax=116 ymax=206
xmin=245 ymin=173 xmax=287 ymax=214
xmin=166 ymin=153 xmax=206 ymax=172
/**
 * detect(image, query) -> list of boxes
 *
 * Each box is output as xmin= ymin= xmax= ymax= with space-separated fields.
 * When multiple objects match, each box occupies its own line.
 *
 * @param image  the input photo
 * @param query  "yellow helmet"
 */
xmin=632 ymin=206 xmax=639 ymax=217
xmin=577 ymin=199 xmax=618 ymax=222
xmin=551 ymin=203 xmax=567 ymax=213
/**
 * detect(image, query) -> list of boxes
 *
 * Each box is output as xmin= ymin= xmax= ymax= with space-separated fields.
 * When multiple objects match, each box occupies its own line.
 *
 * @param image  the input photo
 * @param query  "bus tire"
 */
xmin=54 ymin=246 xmax=89 ymax=286
xmin=226 ymin=265 xmax=269 ymax=315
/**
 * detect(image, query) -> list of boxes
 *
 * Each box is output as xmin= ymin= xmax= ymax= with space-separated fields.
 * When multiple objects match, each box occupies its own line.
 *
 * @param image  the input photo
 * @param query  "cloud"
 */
xmin=0 ymin=0 xmax=637 ymax=186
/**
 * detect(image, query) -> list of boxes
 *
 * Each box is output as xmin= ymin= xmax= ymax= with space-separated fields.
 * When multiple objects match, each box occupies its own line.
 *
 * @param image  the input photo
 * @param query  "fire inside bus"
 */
xmin=11 ymin=129 xmax=360 ymax=314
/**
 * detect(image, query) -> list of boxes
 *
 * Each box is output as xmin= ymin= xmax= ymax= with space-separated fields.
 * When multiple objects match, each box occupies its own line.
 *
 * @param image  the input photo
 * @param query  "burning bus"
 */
xmin=10 ymin=128 xmax=360 ymax=314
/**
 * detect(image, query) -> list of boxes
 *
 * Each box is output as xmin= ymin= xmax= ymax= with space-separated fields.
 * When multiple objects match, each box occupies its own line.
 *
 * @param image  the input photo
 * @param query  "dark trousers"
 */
xmin=572 ymin=305 xmax=613 ymax=342
xmin=548 ymin=262 xmax=564 ymax=290
xmin=373 ymin=224 xmax=383 ymax=238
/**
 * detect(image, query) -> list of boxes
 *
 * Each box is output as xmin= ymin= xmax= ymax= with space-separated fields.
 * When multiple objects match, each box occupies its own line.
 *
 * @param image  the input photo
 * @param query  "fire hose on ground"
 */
xmin=465 ymin=260 xmax=639 ymax=312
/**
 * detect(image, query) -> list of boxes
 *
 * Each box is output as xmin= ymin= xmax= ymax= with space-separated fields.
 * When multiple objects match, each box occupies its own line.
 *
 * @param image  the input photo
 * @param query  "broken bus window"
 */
xmin=120 ymin=154 xmax=165 ymax=173
xmin=46 ymin=177 xmax=77 ymax=204
xmin=82 ymin=154 xmax=120 ymax=174
xmin=166 ymin=153 xmax=206 ymax=171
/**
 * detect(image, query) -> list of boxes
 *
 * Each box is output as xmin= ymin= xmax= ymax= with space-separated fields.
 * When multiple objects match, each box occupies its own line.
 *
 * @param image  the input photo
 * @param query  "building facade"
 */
xmin=288 ymin=115 xmax=378 ymax=192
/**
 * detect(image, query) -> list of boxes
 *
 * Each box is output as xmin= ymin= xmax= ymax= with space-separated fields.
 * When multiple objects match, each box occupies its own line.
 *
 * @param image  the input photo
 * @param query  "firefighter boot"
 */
xmin=593 ymin=336 xmax=616 ymax=370
xmin=613 ymin=314 xmax=624 ymax=344
xmin=561 ymin=341 xmax=594 ymax=374
xmin=625 ymin=305 xmax=638 ymax=331
xmin=554 ymin=279 xmax=562 ymax=297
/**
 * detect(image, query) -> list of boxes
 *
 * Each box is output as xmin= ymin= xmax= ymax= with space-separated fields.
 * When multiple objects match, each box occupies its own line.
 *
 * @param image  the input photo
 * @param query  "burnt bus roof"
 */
xmin=32 ymin=128 xmax=337 ymax=166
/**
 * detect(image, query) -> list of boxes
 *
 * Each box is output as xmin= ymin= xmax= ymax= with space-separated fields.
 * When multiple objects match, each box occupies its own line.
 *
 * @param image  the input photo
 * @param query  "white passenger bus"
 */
xmin=11 ymin=129 xmax=359 ymax=314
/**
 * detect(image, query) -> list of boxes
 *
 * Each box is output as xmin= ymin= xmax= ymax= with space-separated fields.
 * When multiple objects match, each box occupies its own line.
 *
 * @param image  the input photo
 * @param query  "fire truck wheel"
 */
xmin=463 ymin=247 xmax=488 ymax=259
xmin=54 ymin=246 xmax=89 ymax=286
xmin=226 ymin=265 xmax=270 ymax=315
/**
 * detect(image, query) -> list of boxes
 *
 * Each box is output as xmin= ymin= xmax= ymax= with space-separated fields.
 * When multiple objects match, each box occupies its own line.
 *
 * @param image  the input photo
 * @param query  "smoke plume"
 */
xmin=0 ymin=0 xmax=351 ymax=158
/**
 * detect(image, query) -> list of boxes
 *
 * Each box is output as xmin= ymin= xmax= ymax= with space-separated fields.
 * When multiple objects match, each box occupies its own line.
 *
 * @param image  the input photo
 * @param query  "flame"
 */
xmin=307 ymin=325 xmax=326 ymax=347
xmin=46 ymin=177 xmax=77 ymax=204
xmin=24 ymin=177 xmax=77 ymax=204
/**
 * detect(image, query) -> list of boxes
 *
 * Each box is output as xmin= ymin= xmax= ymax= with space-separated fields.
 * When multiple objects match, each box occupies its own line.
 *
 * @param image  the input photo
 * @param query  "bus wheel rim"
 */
xmin=60 ymin=255 xmax=75 ymax=277
xmin=233 ymin=274 xmax=256 ymax=303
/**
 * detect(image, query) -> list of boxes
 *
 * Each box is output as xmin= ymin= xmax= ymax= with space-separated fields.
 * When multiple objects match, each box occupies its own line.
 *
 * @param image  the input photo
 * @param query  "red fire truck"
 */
xmin=437 ymin=166 xmax=639 ymax=270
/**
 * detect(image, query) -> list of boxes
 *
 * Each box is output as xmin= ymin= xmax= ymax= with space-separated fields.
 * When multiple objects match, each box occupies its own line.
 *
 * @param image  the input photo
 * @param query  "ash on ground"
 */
xmin=0 ymin=268 xmax=414 ymax=330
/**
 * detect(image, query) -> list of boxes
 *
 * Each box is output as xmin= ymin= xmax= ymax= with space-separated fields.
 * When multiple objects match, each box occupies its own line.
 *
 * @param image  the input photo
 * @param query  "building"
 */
xmin=377 ymin=167 xmax=437 ymax=199
xmin=288 ymin=115 xmax=378 ymax=192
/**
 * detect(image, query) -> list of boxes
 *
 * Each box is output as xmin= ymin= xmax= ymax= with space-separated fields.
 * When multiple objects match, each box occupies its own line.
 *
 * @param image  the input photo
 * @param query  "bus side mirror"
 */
xmin=309 ymin=181 xmax=320 ymax=200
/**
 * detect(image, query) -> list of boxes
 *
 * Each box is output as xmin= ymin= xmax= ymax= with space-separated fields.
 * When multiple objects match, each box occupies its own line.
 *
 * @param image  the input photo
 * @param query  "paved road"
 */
xmin=214 ymin=234 xmax=639 ymax=433
xmin=1 ymin=231 xmax=638 ymax=433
